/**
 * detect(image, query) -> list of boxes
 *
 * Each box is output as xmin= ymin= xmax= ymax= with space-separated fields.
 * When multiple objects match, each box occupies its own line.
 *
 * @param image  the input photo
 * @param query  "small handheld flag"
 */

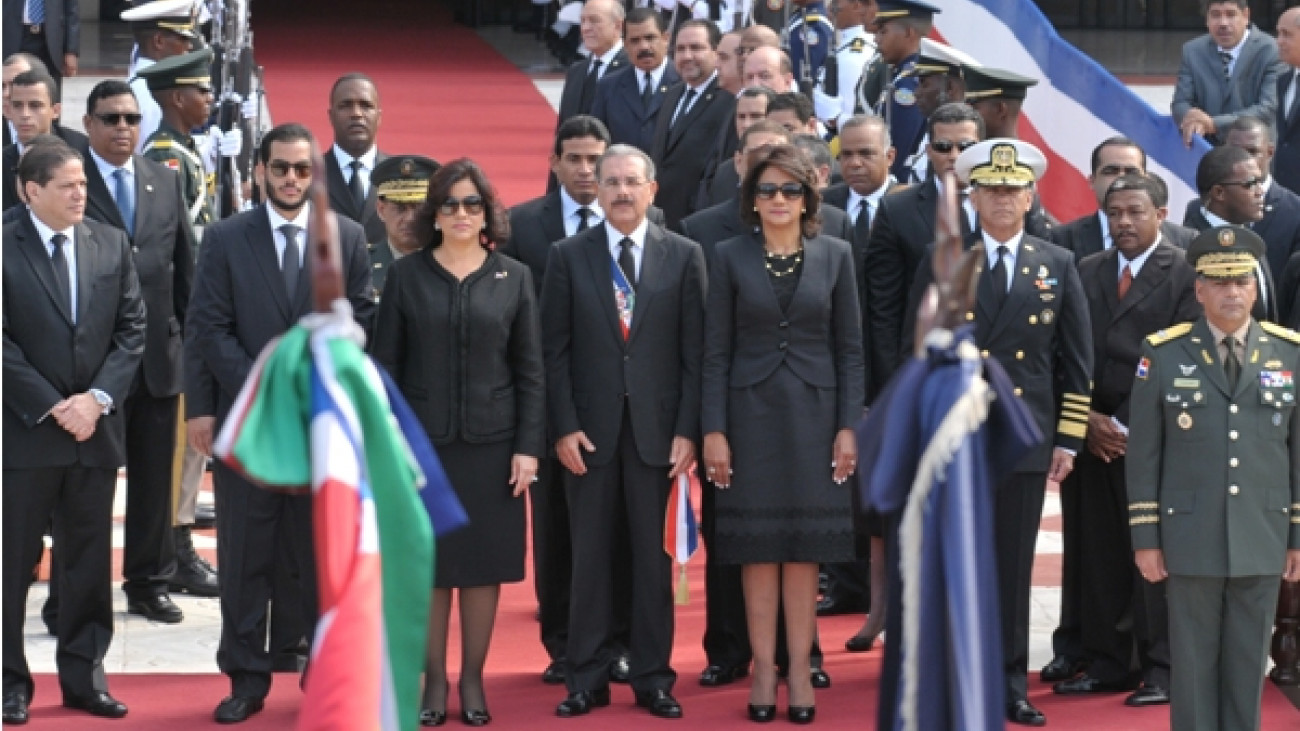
xmin=664 ymin=471 xmax=700 ymax=605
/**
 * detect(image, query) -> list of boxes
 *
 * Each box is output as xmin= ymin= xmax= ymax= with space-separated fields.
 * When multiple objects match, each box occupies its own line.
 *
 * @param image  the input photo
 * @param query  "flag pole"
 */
xmin=912 ymin=170 xmax=980 ymax=354
xmin=308 ymin=145 xmax=344 ymax=313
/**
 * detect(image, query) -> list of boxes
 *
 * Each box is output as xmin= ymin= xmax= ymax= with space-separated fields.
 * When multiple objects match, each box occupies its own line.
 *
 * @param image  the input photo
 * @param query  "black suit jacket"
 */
xmin=1051 ymin=211 xmax=1196 ymax=261
xmin=3 ymin=214 xmax=146 ymax=469
xmin=78 ymin=148 xmax=195 ymax=398
xmin=557 ymin=50 xmax=629 ymax=128
xmin=3 ymin=126 xmax=90 ymax=212
xmin=325 ymin=147 xmax=389 ymax=246
xmin=184 ymin=205 xmax=376 ymax=420
xmin=1077 ymin=242 xmax=1201 ymax=426
xmin=1182 ymin=203 xmax=1284 ymax=322
xmin=2 ymin=0 xmax=79 ymax=74
xmin=649 ymin=77 xmax=736 ymax=229
xmin=1279 ymin=251 xmax=1300 ymax=329
xmin=590 ymin=63 xmax=680 ymax=152
xmin=540 ymin=222 xmax=706 ymax=467
xmin=1278 ymin=69 xmax=1300 ymax=196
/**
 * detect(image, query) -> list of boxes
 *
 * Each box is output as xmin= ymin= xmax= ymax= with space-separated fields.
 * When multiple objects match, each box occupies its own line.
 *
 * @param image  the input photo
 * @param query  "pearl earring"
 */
xmin=434 ymin=222 xmax=441 ymax=231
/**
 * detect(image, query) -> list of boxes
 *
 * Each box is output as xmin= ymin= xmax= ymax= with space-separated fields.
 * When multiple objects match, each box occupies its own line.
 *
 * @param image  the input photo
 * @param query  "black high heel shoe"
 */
xmin=788 ymin=706 xmax=816 ymax=724
xmin=459 ymin=683 xmax=491 ymax=726
xmin=419 ymin=708 xmax=447 ymax=726
xmin=747 ymin=703 xmax=777 ymax=722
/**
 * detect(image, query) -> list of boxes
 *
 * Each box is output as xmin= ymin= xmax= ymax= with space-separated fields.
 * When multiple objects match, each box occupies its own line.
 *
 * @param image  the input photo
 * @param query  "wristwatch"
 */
xmin=89 ymin=389 xmax=113 ymax=415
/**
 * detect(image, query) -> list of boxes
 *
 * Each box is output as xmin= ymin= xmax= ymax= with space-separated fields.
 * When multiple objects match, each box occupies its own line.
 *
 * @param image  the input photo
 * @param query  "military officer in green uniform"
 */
xmin=136 ymin=49 xmax=215 ymax=237
xmin=1128 ymin=225 xmax=1300 ymax=731
xmin=368 ymin=154 xmax=438 ymax=301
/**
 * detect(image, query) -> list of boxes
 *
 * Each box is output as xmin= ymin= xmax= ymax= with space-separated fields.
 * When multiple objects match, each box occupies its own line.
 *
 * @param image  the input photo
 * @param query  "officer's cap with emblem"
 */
xmin=135 ymin=48 xmax=214 ymax=92
xmin=1186 ymin=225 xmax=1266 ymax=279
xmin=963 ymin=66 xmax=1038 ymax=101
xmin=955 ymin=138 xmax=1047 ymax=188
xmin=871 ymin=0 xmax=941 ymax=26
xmin=120 ymin=0 xmax=200 ymax=40
xmin=372 ymin=155 xmax=441 ymax=204
xmin=913 ymin=38 xmax=981 ymax=78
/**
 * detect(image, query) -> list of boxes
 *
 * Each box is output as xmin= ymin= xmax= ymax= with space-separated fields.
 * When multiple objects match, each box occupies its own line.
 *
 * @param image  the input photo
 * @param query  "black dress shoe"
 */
xmin=1124 ymin=684 xmax=1170 ymax=707
xmin=170 ymin=526 xmax=220 ymax=597
xmin=194 ymin=502 xmax=217 ymax=528
xmin=63 ymin=691 xmax=128 ymax=719
xmin=609 ymin=655 xmax=631 ymax=683
xmin=1039 ymin=654 xmax=1087 ymax=682
xmin=126 ymin=593 xmax=183 ymax=623
xmin=461 ymin=708 xmax=491 ymax=726
xmin=699 ymin=664 xmax=749 ymax=686
xmin=419 ymin=708 xmax=447 ymax=726
xmin=542 ymin=660 xmax=567 ymax=684
xmin=214 ymin=695 xmax=265 ymax=723
xmin=787 ymin=706 xmax=816 ymax=724
xmin=747 ymin=704 xmax=776 ymax=723
xmin=1053 ymin=673 xmax=1136 ymax=695
xmin=809 ymin=668 xmax=830 ymax=689
xmin=635 ymin=689 xmax=682 ymax=719
xmin=1006 ymin=699 xmax=1046 ymax=727
xmin=3 ymin=691 xmax=28 ymax=725
xmin=555 ymin=689 xmax=610 ymax=717
xmin=844 ymin=634 xmax=876 ymax=652
xmin=815 ymin=595 xmax=867 ymax=616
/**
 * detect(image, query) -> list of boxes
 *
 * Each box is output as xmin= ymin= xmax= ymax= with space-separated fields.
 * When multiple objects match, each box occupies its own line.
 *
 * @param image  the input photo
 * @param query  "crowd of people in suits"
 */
xmin=5 ymin=0 xmax=1300 ymax=728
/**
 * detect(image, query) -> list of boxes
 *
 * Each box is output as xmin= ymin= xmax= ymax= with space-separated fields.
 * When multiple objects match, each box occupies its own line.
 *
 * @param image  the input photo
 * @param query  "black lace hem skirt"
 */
xmin=713 ymin=364 xmax=855 ymax=565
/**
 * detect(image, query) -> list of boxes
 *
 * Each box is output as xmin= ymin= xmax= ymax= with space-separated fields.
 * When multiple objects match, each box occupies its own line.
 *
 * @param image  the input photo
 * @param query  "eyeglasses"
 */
xmin=1220 ymin=177 xmax=1262 ymax=190
xmin=93 ymin=112 xmax=143 ymax=126
xmin=600 ymin=177 xmax=647 ymax=189
xmin=755 ymin=182 xmax=806 ymax=200
xmin=1098 ymin=164 xmax=1142 ymax=177
xmin=437 ymin=195 xmax=485 ymax=216
xmin=930 ymin=139 xmax=978 ymax=154
xmin=267 ymin=160 xmax=313 ymax=178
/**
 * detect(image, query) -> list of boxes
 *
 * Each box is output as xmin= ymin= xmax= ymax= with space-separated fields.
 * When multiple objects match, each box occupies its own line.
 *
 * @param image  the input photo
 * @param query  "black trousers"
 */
xmin=3 ymin=466 xmax=116 ymax=701
xmin=121 ymin=382 xmax=179 ymax=597
xmin=213 ymin=461 xmax=316 ymax=699
xmin=564 ymin=413 xmax=675 ymax=695
xmin=1051 ymin=469 xmax=1084 ymax=663
xmin=995 ymin=471 xmax=1047 ymax=704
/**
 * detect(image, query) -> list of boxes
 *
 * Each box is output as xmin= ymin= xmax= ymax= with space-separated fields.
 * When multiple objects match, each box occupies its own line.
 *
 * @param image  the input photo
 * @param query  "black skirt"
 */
xmin=433 ymin=439 xmax=526 ymax=588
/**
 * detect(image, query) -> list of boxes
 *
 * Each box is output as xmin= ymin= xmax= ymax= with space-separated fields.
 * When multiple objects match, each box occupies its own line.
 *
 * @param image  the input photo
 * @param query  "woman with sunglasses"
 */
xmin=371 ymin=159 xmax=545 ymax=727
xmin=701 ymin=145 xmax=865 ymax=724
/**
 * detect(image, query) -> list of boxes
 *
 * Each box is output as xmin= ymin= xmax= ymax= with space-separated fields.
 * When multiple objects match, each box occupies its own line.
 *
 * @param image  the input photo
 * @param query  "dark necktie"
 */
xmin=1219 ymin=50 xmax=1232 ymax=81
xmin=576 ymin=206 xmax=592 ymax=232
xmin=579 ymin=59 xmax=603 ymax=112
xmin=854 ymin=198 xmax=871 ymax=244
xmin=1118 ymin=263 xmax=1133 ymax=300
xmin=672 ymin=88 xmax=697 ymax=129
xmin=989 ymin=245 xmax=1009 ymax=310
xmin=641 ymin=72 xmax=654 ymax=110
xmin=49 ymin=233 xmax=71 ymax=315
xmin=618 ymin=237 xmax=637 ymax=290
xmin=113 ymin=168 xmax=135 ymax=237
xmin=280 ymin=224 xmax=301 ymax=301
xmin=1223 ymin=336 xmax=1240 ymax=389
xmin=348 ymin=160 xmax=366 ymax=210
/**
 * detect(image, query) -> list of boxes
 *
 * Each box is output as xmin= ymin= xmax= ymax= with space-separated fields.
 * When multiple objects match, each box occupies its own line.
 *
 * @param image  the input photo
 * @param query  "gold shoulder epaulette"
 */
xmin=848 ymin=38 xmax=866 ymax=52
xmin=1261 ymin=321 xmax=1300 ymax=345
xmin=145 ymin=139 xmax=175 ymax=151
xmin=1146 ymin=322 xmax=1193 ymax=347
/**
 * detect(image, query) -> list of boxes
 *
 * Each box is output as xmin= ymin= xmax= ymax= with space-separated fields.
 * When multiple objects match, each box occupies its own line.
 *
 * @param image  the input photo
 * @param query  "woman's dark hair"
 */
xmin=417 ymin=158 xmax=509 ymax=249
xmin=739 ymin=144 xmax=822 ymax=238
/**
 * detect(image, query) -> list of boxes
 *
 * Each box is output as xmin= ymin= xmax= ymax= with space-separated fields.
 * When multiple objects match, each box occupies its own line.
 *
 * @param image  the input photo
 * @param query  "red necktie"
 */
xmin=1118 ymin=264 xmax=1132 ymax=300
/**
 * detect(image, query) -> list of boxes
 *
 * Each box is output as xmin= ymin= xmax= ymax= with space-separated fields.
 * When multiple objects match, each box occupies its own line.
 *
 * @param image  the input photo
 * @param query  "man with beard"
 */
xmin=368 ymin=154 xmax=439 ymax=300
xmin=590 ymin=8 xmax=678 ymax=153
xmin=325 ymin=73 xmax=387 ymax=245
xmin=185 ymin=123 xmax=375 ymax=723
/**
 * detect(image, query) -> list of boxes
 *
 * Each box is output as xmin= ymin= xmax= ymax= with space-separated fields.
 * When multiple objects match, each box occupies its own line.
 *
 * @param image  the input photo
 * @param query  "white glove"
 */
xmin=241 ymin=97 xmax=258 ymax=120
xmin=217 ymin=127 xmax=243 ymax=157
xmin=813 ymin=88 xmax=840 ymax=124
xmin=202 ymin=127 xmax=221 ymax=171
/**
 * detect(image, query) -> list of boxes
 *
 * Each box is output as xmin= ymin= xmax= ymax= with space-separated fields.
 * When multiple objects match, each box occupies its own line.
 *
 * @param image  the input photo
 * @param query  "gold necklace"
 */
xmin=764 ymin=248 xmax=803 ymax=277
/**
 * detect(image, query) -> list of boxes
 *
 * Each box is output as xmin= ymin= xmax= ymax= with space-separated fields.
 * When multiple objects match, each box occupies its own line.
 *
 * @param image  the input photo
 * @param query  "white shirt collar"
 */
xmin=1220 ymin=28 xmax=1250 ymax=57
xmin=1202 ymin=206 xmax=1232 ymax=228
xmin=685 ymin=70 xmax=718 ymax=95
xmin=331 ymin=144 xmax=378 ymax=174
xmin=1096 ymin=210 xmax=1114 ymax=250
xmin=847 ymin=176 xmax=894 ymax=219
xmin=1118 ymin=234 xmax=1162 ymax=278
xmin=640 ymin=58 xmax=669 ymax=90
xmin=30 ymin=210 xmax=74 ymax=251
xmin=268 ymin=202 xmax=312 ymax=239
xmin=592 ymin=42 xmax=623 ymax=70
xmin=560 ymin=187 xmax=604 ymax=226
xmin=88 ymin=147 xmax=135 ymax=187
xmin=982 ymin=229 xmax=1025 ymax=267
xmin=605 ymin=217 xmax=649 ymax=252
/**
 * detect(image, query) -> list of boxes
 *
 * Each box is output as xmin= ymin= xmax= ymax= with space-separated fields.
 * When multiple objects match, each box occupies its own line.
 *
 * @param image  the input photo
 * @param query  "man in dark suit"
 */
xmin=3 ymin=142 xmax=145 ymax=724
xmin=589 ymin=8 xmax=677 ymax=153
xmin=1218 ymin=116 xmax=1300 ymax=279
xmin=2 ymin=0 xmax=79 ymax=84
xmin=1172 ymin=0 xmax=1285 ymax=147
xmin=1276 ymin=7 xmax=1300 ymax=195
xmin=697 ymin=86 xmax=775 ymax=210
xmin=649 ymin=20 xmax=736 ymax=229
xmin=905 ymin=140 xmax=1093 ymax=726
xmin=542 ymin=145 xmax=705 ymax=719
xmin=1052 ymin=175 xmax=1200 ymax=709
xmin=2 ymin=51 xmax=45 ymax=147
xmin=325 ymin=73 xmax=387 ymax=245
xmin=556 ymin=0 xmax=626 ymax=130
xmin=3 ymin=69 xmax=86 ymax=211
xmin=185 ymin=123 xmax=375 ymax=724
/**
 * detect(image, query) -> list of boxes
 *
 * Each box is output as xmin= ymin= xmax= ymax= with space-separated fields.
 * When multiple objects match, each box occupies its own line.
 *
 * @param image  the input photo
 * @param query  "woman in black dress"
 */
xmin=371 ymin=159 xmax=545 ymax=727
xmin=701 ymin=145 xmax=865 ymax=724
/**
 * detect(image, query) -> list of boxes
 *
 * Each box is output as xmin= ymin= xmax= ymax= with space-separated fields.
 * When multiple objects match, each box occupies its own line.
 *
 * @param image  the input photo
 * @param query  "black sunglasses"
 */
xmin=438 ymin=195 xmax=485 ymax=216
xmin=755 ymin=182 xmax=806 ymax=200
xmin=1220 ymin=177 xmax=1262 ymax=190
xmin=93 ymin=112 xmax=143 ymax=126
xmin=267 ymin=160 xmax=313 ymax=178
xmin=930 ymin=139 xmax=978 ymax=153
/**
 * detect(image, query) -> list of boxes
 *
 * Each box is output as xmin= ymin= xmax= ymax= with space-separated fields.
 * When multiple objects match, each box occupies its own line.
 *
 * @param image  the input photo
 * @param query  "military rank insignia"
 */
xmin=1136 ymin=357 xmax=1150 ymax=380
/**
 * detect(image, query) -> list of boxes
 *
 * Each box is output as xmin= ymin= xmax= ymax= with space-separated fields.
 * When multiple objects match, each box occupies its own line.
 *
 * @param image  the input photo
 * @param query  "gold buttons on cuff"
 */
xmin=1015 ymin=350 xmax=1024 ymax=360
xmin=1229 ymin=485 xmax=1240 ymax=496
xmin=1013 ymin=387 xmax=1023 ymax=396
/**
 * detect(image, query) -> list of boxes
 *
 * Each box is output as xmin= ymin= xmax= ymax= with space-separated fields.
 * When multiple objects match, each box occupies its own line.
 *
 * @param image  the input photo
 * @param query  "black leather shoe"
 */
xmin=844 ymin=634 xmax=876 ymax=652
xmin=699 ymin=664 xmax=749 ymax=686
xmin=461 ymin=708 xmax=491 ymax=726
xmin=635 ymin=689 xmax=682 ymax=719
xmin=747 ymin=704 xmax=776 ymax=723
xmin=787 ymin=706 xmax=816 ymax=724
xmin=419 ymin=708 xmax=447 ymax=726
xmin=194 ymin=502 xmax=217 ymax=528
xmin=555 ymin=689 xmax=610 ymax=717
xmin=1124 ymin=684 xmax=1170 ymax=707
xmin=609 ymin=655 xmax=631 ymax=683
xmin=63 ymin=691 xmax=128 ymax=719
xmin=809 ymin=668 xmax=830 ymax=689
xmin=815 ymin=595 xmax=867 ymax=616
xmin=1039 ymin=654 xmax=1087 ymax=682
xmin=1006 ymin=699 xmax=1046 ymax=727
xmin=542 ymin=660 xmax=566 ymax=684
xmin=1053 ymin=673 xmax=1137 ymax=695
xmin=126 ymin=593 xmax=183 ymax=623
xmin=169 ymin=526 xmax=220 ymax=597
xmin=214 ymin=695 xmax=264 ymax=723
xmin=3 ymin=691 xmax=28 ymax=725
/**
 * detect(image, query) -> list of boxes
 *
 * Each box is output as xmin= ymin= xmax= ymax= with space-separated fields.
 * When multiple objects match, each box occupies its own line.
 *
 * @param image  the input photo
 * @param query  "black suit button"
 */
xmin=624 ymin=355 xmax=630 ymax=361
xmin=779 ymin=341 xmax=788 ymax=350
xmin=779 ymin=321 xmax=789 ymax=328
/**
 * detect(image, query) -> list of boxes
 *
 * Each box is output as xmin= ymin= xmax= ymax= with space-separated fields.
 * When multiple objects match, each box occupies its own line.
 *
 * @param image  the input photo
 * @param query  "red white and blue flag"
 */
xmin=664 ymin=471 xmax=700 ymax=604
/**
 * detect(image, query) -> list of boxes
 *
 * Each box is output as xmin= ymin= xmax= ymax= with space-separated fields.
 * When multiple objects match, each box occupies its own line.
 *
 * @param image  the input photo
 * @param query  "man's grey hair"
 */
xmin=596 ymin=143 xmax=656 ymax=182
xmin=840 ymin=114 xmax=892 ymax=150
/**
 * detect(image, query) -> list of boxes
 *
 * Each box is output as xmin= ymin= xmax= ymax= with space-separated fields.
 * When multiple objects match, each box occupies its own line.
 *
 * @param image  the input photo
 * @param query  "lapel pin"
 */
xmin=145 ymin=184 xmax=154 ymax=192
xmin=495 ymin=271 xmax=508 ymax=279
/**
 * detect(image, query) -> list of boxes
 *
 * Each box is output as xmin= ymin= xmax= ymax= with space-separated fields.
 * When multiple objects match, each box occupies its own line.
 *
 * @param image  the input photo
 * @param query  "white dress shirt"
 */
xmin=605 ymin=218 xmax=649 ymax=280
xmin=331 ymin=144 xmax=379 ymax=199
xmin=268 ymin=203 xmax=312 ymax=268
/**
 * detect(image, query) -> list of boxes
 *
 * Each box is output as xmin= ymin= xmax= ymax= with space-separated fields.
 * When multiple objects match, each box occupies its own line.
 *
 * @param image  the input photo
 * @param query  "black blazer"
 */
xmin=1051 ymin=211 xmax=1196 ymax=261
xmin=1279 ymin=251 xmax=1300 ymax=329
xmin=701 ymin=233 xmax=865 ymax=436
xmin=3 ymin=126 xmax=90 ymax=212
xmin=2 ymin=0 xmax=79 ymax=74
xmin=649 ymin=77 xmax=736 ymax=229
xmin=1182 ymin=203 xmax=1283 ymax=322
xmin=557 ymin=50 xmax=629 ymax=128
xmin=184 ymin=205 xmax=376 ymax=419
xmin=1077 ymin=242 xmax=1201 ymax=426
xmin=1278 ymin=69 xmax=1300 ymax=196
xmin=590 ymin=63 xmax=680 ymax=152
xmin=78 ymin=149 xmax=196 ymax=398
xmin=325 ymin=147 xmax=389 ymax=245
xmin=540 ymin=222 xmax=706 ymax=467
xmin=371 ymin=250 xmax=545 ymax=456
xmin=3 ymin=214 xmax=146 ymax=469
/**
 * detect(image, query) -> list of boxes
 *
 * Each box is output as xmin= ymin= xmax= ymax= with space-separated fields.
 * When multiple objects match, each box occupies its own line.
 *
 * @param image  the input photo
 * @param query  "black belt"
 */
xmin=25 ymin=24 xmax=42 ymax=35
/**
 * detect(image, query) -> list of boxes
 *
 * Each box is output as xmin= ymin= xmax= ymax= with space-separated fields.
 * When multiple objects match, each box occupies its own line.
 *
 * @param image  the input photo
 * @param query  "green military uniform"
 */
xmin=367 ymin=154 xmax=438 ymax=302
xmin=135 ymin=49 xmax=215 ymax=235
xmin=1128 ymin=226 xmax=1300 ymax=731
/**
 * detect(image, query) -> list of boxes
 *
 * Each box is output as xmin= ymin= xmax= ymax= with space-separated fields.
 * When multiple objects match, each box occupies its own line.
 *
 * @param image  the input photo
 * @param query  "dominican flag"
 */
xmin=933 ymin=0 xmax=1211 ymax=221
xmin=664 ymin=471 xmax=700 ymax=604
xmin=215 ymin=305 xmax=467 ymax=731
